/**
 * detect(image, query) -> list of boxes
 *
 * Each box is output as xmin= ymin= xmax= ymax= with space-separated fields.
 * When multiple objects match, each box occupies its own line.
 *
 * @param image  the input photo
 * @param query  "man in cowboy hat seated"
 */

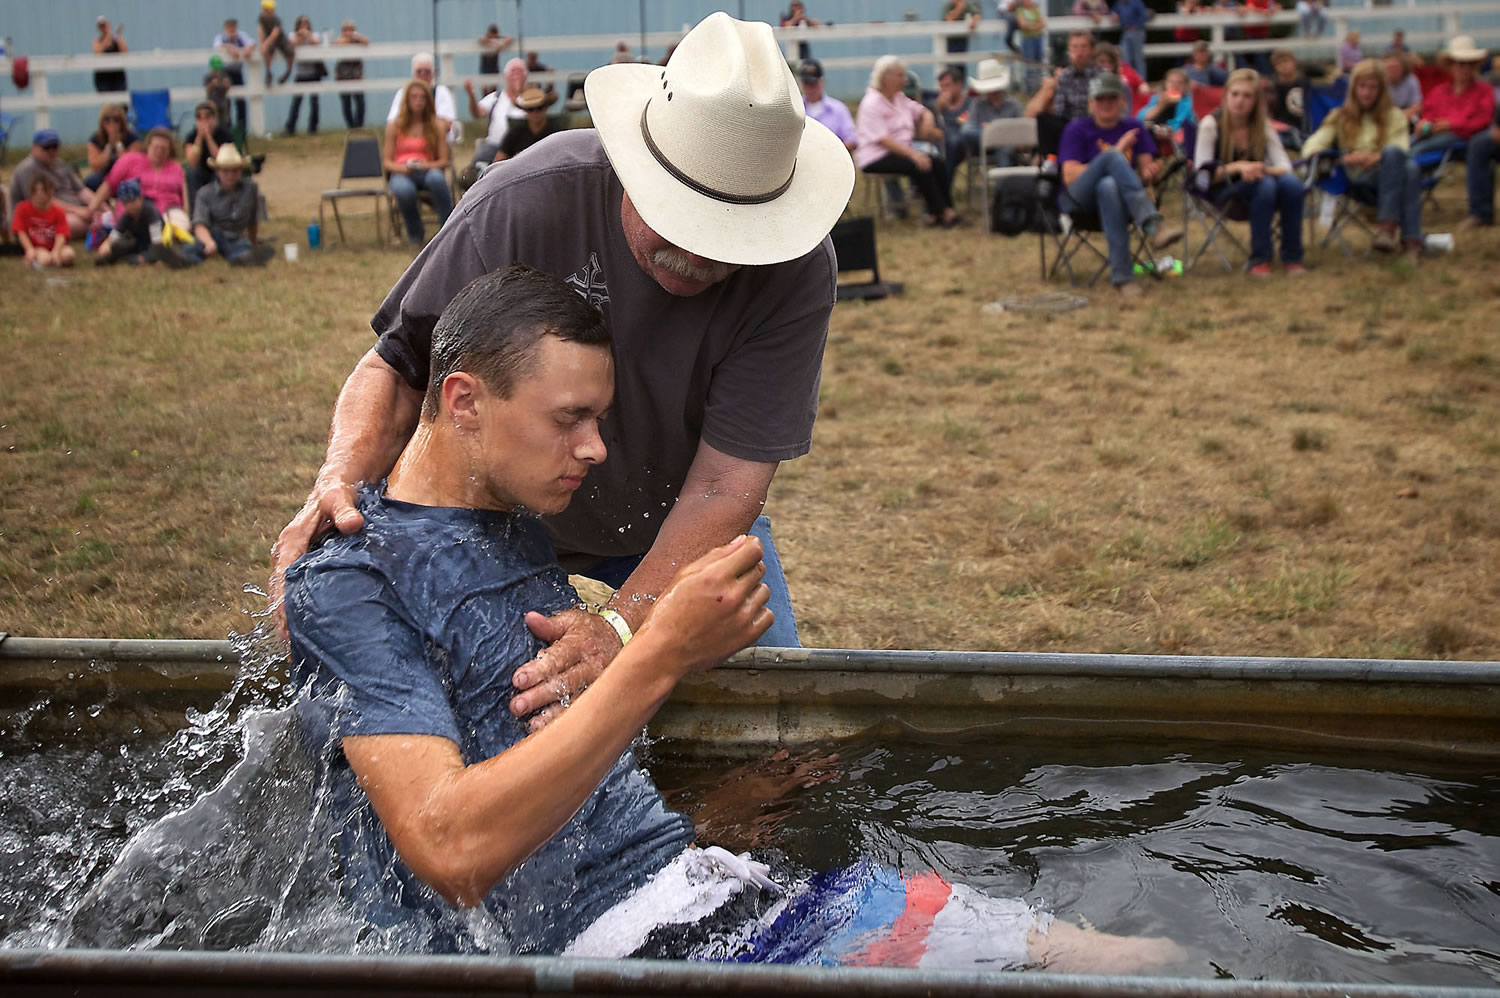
xmin=272 ymin=12 xmax=854 ymax=732
xmin=961 ymin=58 xmax=1023 ymax=165
xmin=490 ymin=87 xmax=566 ymax=165
xmin=160 ymin=144 xmax=274 ymax=267
xmin=1411 ymin=36 xmax=1494 ymax=161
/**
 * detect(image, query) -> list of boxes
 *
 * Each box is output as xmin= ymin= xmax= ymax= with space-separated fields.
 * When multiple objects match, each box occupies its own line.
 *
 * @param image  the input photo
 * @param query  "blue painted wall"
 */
xmin=2 ymin=1 xmax=1495 ymax=141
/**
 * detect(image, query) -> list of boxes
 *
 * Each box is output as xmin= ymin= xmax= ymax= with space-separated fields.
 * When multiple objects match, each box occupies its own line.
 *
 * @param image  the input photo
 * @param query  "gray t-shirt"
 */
xmin=372 ymin=129 xmax=836 ymax=560
xmin=190 ymin=177 xmax=259 ymax=237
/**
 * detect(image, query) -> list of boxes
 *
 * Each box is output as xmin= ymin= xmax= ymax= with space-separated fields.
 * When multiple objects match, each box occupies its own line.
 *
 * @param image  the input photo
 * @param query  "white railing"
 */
xmin=1 ymin=4 xmax=1495 ymax=137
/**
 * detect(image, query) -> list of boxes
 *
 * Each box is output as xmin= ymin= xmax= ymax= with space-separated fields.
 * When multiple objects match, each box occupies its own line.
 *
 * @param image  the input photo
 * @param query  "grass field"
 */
xmin=3 ymin=130 xmax=1498 ymax=660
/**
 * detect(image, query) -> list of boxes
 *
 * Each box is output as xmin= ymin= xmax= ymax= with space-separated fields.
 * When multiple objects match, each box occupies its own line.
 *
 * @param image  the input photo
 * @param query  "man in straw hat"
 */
xmin=961 ymin=58 xmax=1023 ymax=165
xmin=167 ymin=144 xmax=274 ymax=267
xmin=1412 ymin=36 xmax=1495 ymax=161
xmin=491 ymin=86 xmax=565 ymax=164
xmin=272 ymin=13 xmax=854 ymax=728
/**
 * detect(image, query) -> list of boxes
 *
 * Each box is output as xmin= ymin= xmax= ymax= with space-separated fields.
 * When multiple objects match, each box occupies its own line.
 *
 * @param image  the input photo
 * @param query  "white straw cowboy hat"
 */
xmin=1441 ymin=35 xmax=1488 ymax=63
xmin=585 ymin=12 xmax=854 ymax=266
xmin=208 ymin=145 xmax=248 ymax=169
xmin=969 ymin=58 xmax=1012 ymax=94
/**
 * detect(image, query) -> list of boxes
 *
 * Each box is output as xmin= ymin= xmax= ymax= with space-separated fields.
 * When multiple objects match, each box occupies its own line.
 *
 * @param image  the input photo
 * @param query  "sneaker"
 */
xmin=1284 ymin=263 xmax=1308 ymax=277
xmin=1401 ymin=240 xmax=1423 ymax=265
xmin=146 ymin=244 xmax=195 ymax=270
xmin=1457 ymin=216 xmax=1492 ymax=230
xmin=1248 ymin=262 xmax=1273 ymax=277
xmin=1372 ymin=225 xmax=1399 ymax=253
xmin=1148 ymin=224 xmax=1184 ymax=251
xmin=1116 ymin=281 xmax=1144 ymax=300
xmin=248 ymin=244 xmax=276 ymax=266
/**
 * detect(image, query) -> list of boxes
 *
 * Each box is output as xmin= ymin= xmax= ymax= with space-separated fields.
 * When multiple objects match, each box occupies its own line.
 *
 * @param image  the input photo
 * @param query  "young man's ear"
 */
xmin=440 ymin=371 xmax=484 ymax=429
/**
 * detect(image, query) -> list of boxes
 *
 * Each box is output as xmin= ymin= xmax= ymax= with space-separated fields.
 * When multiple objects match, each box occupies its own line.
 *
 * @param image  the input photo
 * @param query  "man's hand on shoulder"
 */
xmin=270 ymin=476 xmax=366 ymax=639
xmin=511 ymin=608 xmax=622 ymax=731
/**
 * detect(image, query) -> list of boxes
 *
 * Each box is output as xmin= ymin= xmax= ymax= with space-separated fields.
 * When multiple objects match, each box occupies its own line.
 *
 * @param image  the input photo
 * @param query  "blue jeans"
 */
xmin=340 ymin=92 xmax=365 ymax=129
xmin=1299 ymin=8 xmax=1327 ymax=37
xmin=1021 ymin=36 xmax=1044 ymax=92
xmin=181 ymin=227 xmax=253 ymax=264
xmin=1226 ymin=173 xmax=1304 ymax=266
xmin=1408 ymin=133 xmax=1465 ymax=163
xmin=388 ymin=168 xmax=453 ymax=243
xmin=1467 ymin=129 xmax=1499 ymax=222
xmin=585 ymin=515 xmax=802 ymax=649
xmin=1061 ymin=150 xmax=1160 ymax=286
xmin=1348 ymin=146 xmax=1422 ymax=241
xmin=1120 ymin=27 xmax=1146 ymax=79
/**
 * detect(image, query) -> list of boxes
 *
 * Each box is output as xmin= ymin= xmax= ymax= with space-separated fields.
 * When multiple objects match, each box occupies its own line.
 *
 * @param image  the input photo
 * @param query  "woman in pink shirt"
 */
xmin=88 ymin=127 xmax=190 ymax=230
xmin=855 ymin=56 xmax=960 ymax=227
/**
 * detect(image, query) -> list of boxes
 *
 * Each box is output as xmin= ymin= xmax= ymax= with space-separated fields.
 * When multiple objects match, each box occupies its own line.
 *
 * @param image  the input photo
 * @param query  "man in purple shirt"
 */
xmin=800 ymin=59 xmax=856 ymax=150
xmin=1058 ymin=73 xmax=1182 ymax=298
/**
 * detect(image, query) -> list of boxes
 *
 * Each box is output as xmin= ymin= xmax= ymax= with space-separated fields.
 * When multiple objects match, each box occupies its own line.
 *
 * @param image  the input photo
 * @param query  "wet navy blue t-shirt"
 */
xmin=285 ymin=485 xmax=693 ymax=953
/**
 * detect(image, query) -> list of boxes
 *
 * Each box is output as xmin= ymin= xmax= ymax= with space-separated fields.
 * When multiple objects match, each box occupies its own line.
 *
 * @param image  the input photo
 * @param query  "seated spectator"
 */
xmin=463 ymin=58 xmax=529 ymax=179
xmin=962 ymin=59 xmax=1023 ymax=163
xmin=183 ymin=102 xmax=235 ymax=210
xmin=88 ymin=127 xmax=190 ymax=233
xmin=387 ymin=53 xmax=462 ymax=147
xmin=8 ymin=129 xmax=94 ymax=236
xmin=1461 ymin=101 xmax=1500 ymax=229
xmin=1141 ymin=68 xmax=1196 ymax=147
xmin=856 ymin=56 xmax=960 ymax=227
xmin=285 ymin=15 xmax=328 ymax=136
xmin=1094 ymin=42 xmax=1150 ymax=107
xmin=93 ymin=179 xmax=162 ymax=266
xmin=1383 ymin=50 xmax=1422 ymax=126
xmin=1057 ymin=73 xmax=1182 ymax=298
xmin=1412 ymin=37 xmax=1495 ymax=160
xmin=1194 ymin=68 xmax=1303 ymax=276
xmin=211 ymin=19 xmax=254 ymax=134
xmin=1302 ymin=59 xmax=1422 ymax=260
xmin=933 ymin=66 xmax=970 ymax=179
xmin=385 ymin=80 xmax=454 ymax=246
xmin=1266 ymin=49 xmax=1310 ymax=150
xmin=492 ymin=88 xmax=565 ymax=164
xmin=159 ymin=145 xmax=273 ymax=268
xmin=12 ymin=175 xmax=75 ymax=269
xmin=1339 ymin=30 xmax=1363 ymax=74
xmin=799 ymin=59 xmax=855 ymax=151
xmin=1389 ymin=30 xmax=1410 ymax=57
xmin=1026 ymin=30 xmax=1099 ymax=154
xmin=84 ymin=103 xmax=141 ymax=191
xmin=1184 ymin=40 xmax=1228 ymax=87
xmin=257 ymin=0 xmax=295 ymax=85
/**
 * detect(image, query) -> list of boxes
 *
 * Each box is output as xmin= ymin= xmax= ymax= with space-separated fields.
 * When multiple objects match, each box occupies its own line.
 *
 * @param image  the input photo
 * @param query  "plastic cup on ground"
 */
xmin=283 ymin=243 xmax=299 ymax=262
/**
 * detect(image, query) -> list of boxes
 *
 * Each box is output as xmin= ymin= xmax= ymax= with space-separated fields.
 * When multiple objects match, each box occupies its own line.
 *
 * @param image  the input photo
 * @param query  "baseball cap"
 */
xmin=116 ymin=179 xmax=143 ymax=202
xmin=798 ymin=59 xmax=824 ymax=81
xmin=33 ymin=128 xmax=61 ymax=148
xmin=1089 ymin=72 xmax=1127 ymax=99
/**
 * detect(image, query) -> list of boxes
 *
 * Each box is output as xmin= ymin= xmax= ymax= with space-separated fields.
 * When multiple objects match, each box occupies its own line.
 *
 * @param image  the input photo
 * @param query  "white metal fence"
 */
xmin=1 ymin=2 xmax=1496 ymax=141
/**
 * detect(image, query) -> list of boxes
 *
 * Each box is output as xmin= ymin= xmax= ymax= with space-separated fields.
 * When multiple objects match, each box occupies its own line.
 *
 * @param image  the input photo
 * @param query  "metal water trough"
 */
xmin=2 ymin=634 xmax=1498 ymax=996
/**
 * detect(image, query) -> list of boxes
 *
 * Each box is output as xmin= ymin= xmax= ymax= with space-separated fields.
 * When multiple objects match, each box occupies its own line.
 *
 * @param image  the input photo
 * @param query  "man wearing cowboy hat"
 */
xmin=961 ymin=59 xmax=1022 ymax=165
xmin=1411 ymin=36 xmax=1495 ymax=161
xmin=491 ymin=87 xmax=565 ymax=164
xmin=174 ymin=144 xmax=274 ymax=267
xmin=272 ymin=13 xmax=854 ymax=730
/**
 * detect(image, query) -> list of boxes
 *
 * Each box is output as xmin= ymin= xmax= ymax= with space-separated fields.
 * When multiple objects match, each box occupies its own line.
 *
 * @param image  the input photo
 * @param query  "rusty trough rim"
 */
xmin=0 ymin=949 xmax=1495 ymax=997
xmin=2 ymin=634 xmax=1499 ymax=684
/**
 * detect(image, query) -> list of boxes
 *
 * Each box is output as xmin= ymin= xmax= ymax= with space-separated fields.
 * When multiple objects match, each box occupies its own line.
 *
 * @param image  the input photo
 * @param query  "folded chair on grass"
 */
xmin=319 ymin=129 xmax=391 ymax=247
xmin=978 ymin=117 xmax=1041 ymax=229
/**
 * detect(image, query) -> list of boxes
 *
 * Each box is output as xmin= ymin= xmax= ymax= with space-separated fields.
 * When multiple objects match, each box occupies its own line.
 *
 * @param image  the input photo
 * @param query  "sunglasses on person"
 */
xmin=40 ymin=142 xmax=60 ymax=150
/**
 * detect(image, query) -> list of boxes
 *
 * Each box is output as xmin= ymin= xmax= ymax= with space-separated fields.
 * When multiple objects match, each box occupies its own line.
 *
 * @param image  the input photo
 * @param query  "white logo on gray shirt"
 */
xmin=565 ymin=252 xmax=610 ymax=309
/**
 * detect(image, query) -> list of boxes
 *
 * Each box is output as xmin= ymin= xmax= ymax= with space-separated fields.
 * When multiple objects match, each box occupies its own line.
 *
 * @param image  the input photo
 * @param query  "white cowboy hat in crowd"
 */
xmin=1441 ymin=35 xmax=1488 ymax=63
xmin=585 ymin=11 xmax=854 ymax=266
xmin=970 ymin=58 xmax=1012 ymax=94
xmin=208 ymin=145 xmax=248 ymax=169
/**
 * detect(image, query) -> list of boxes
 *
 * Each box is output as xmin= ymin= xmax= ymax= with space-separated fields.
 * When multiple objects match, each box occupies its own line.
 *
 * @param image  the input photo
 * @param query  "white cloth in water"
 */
xmin=563 ymin=846 xmax=778 ymax=958
xmin=916 ymin=883 xmax=1049 ymax=969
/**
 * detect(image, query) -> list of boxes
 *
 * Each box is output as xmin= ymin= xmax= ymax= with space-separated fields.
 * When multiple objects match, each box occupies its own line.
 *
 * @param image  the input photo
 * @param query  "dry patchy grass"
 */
xmin=3 ymin=136 xmax=1498 ymax=660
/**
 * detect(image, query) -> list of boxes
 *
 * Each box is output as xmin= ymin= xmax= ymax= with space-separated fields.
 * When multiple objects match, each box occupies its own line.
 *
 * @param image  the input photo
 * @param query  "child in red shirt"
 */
xmin=12 ymin=175 xmax=76 ymax=268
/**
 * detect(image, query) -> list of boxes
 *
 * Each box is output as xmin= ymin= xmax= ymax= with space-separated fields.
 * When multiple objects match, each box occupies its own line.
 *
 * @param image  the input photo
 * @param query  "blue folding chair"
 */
xmin=1301 ymin=83 xmax=1378 ymax=257
xmin=129 ymin=89 xmax=172 ymax=133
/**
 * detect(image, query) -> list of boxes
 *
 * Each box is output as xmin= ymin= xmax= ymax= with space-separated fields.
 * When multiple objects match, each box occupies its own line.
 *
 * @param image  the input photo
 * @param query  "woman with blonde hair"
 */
xmin=383 ymin=79 xmax=453 ymax=245
xmin=855 ymin=55 xmax=959 ymax=227
xmin=84 ymin=103 xmax=141 ymax=190
xmin=1301 ymin=58 xmax=1421 ymax=258
xmin=1193 ymin=68 xmax=1303 ymax=275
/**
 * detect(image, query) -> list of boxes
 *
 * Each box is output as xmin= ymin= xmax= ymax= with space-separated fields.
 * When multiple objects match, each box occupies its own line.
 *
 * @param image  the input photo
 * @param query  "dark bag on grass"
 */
xmin=990 ymin=175 xmax=1050 ymax=237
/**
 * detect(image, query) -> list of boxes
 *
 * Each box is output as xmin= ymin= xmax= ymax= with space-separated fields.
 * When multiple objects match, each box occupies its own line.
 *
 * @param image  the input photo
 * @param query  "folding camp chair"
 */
xmin=1041 ymin=185 xmax=1162 ymax=287
xmin=318 ymin=129 xmax=391 ymax=247
xmin=1300 ymin=83 xmax=1378 ymax=258
xmin=1412 ymin=138 xmax=1468 ymax=214
xmin=129 ymin=89 xmax=173 ymax=133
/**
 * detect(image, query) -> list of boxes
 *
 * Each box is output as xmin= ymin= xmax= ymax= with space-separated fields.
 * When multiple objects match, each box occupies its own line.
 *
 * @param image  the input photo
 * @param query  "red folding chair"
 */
xmin=1191 ymin=84 xmax=1224 ymax=122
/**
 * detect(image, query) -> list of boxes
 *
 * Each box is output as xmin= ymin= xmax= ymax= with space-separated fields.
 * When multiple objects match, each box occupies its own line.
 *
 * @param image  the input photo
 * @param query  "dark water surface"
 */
xmin=2 ymin=658 xmax=1497 ymax=984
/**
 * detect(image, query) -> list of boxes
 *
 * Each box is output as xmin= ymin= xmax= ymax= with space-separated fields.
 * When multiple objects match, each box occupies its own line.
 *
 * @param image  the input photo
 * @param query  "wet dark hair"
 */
xmin=422 ymin=264 xmax=610 ymax=420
